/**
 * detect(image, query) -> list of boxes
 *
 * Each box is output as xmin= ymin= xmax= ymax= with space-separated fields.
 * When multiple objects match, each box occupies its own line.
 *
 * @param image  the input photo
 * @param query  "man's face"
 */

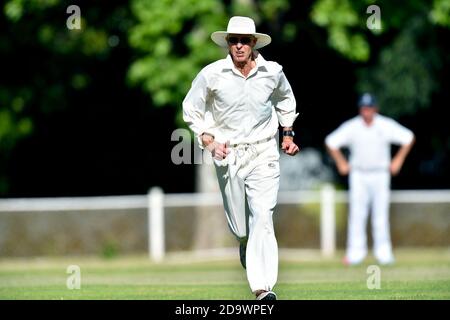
xmin=227 ymin=34 xmax=256 ymax=63
xmin=359 ymin=106 xmax=378 ymax=123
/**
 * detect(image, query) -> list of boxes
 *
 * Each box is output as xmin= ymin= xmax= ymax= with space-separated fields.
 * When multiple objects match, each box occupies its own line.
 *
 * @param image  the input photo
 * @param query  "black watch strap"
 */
xmin=282 ymin=130 xmax=295 ymax=137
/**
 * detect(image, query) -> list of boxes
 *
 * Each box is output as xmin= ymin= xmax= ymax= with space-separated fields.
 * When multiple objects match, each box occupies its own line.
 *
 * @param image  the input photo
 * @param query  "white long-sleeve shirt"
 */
xmin=325 ymin=114 xmax=414 ymax=171
xmin=183 ymin=53 xmax=298 ymax=147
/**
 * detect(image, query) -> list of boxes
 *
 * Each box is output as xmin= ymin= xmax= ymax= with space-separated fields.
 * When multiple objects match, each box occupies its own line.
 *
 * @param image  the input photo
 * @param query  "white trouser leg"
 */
xmin=370 ymin=172 xmax=394 ymax=264
xmin=347 ymin=171 xmax=370 ymax=264
xmin=215 ymin=139 xmax=279 ymax=293
xmin=214 ymin=165 xmax=248 ymax=239
xmin=245 ymin=154 xmax=280 ymax=293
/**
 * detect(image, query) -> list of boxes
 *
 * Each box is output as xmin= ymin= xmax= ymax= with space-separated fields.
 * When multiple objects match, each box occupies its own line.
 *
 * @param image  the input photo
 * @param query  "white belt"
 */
xmin=229 ymin=137 xmax=272 ymax=148
xmin=215 ymin=137 xmax=274 ymax=179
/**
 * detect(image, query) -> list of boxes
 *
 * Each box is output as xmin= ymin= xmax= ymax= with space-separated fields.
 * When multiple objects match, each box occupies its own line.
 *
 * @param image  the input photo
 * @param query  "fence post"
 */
xmin=148 ymin=187 xmax=165 ymax=262
xmin=320 ymin=184 xmax=336 ymax=258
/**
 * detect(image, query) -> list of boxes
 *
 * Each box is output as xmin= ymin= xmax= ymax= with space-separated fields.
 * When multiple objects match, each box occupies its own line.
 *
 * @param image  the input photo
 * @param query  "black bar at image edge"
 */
xmin=0 ymin=300 xmax=443 ymax=318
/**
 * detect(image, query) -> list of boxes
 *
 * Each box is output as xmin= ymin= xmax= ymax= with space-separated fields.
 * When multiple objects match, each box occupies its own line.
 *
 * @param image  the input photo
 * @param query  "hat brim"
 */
xmin=211 ymin=31 xmax=271 ymax=50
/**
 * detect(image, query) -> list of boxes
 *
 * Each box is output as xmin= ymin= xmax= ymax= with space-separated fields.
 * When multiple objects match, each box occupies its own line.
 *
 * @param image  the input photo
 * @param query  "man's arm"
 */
xmin=183 ymin=72 xmax=216 ymax=150
xmin=325 ymin=121 xmax=352 ymax=175
xmin=272 ymin=71 xmax=299 ymax=156
xmin=183 ymin=72 xmax=229 ymax=160
xmin=326 ymin=145 xmax=350 ymax=176
xmin=390 ymin=136 xmax=415 ymax=176
xmin=273 ymin=71 xmax=299 ymax=129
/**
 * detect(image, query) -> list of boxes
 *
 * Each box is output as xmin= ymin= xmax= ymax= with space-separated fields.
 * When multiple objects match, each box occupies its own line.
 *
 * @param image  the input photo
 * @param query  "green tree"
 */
xmin=127 ymin=0 xmax=291 ymax=125
xmin=311 ymin=0 xmax=450 ymax=117
xmin=0 ymin=0 xmax=133 ymax=194
xmin=356 ymin=16 xmax=441 ymax=117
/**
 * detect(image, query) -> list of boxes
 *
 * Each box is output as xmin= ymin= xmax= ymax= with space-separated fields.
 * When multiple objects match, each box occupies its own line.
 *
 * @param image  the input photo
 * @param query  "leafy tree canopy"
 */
xmin=127 ymin=0 xmax=291 ymax=125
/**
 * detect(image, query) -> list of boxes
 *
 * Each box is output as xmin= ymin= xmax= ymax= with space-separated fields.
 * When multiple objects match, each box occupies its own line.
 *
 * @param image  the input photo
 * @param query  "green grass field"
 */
xmin=0 ymin=248 xmax=449 ymax=300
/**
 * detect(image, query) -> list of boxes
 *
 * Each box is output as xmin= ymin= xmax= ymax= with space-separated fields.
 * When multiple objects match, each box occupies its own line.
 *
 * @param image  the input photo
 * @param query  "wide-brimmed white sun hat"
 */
xmin=211 ymin=16 xmax=271 ymax=49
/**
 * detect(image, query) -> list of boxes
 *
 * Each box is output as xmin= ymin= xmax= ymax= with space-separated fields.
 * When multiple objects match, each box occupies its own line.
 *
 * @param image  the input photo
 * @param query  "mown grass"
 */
xmin=0 ymin=249 xmax=449 ymax=300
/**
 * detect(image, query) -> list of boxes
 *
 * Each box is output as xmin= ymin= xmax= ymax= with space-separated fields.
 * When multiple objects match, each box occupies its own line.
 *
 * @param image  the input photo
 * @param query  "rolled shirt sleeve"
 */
xmin=386 ymin=119 xmax=414 ymax=145
xmin=325 ymin=122 xmax=351 ymax=149
xmin=272 ymin=71 xmax=299 ymax=127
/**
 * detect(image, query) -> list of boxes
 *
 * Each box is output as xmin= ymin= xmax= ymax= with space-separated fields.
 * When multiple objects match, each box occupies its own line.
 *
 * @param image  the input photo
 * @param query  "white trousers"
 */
xmin=347 ymin=170 xmax=394 ymax=264
xmin=214 ymin=138 xmax=280 ymax=293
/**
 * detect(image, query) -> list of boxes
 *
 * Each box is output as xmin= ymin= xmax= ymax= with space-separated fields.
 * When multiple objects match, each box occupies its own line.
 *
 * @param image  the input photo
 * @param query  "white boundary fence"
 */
xmin=1 ymin=186 xmax=450 ymax=262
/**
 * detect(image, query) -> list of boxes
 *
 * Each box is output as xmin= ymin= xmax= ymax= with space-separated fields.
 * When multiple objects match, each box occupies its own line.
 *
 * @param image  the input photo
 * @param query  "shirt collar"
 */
xmin=222 ymin=51 xmax=268 ymax=74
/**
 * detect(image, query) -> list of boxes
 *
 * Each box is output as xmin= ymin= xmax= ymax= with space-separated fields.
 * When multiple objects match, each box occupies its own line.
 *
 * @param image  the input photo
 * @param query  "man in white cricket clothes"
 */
xmin=325 ymin=93 xmax=415 ymax=266
xmin=183 ymin=16 xmax=299 ymax=300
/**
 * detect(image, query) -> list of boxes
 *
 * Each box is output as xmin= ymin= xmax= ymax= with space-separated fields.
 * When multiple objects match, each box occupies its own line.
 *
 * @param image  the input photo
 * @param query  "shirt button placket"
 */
xmin=242 ymin=78 xmax=250 ymax=136
xmin=242 ymin=78 xmax=248 ymax=108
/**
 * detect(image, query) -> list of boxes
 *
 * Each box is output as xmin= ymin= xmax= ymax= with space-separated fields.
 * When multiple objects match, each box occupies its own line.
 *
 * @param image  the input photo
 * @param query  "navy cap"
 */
xmin=358 ymin=93 xmax=377 ymax=107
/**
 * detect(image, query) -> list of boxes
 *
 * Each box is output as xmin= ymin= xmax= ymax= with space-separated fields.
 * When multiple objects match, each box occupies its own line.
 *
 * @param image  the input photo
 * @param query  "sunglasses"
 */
xmin=227 ymin=36 xmax=254 ymax=45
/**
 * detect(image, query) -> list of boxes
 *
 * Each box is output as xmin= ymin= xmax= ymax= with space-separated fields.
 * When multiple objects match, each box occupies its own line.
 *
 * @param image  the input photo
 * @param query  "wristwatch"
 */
xmin=282 ymin=130 xmax=295 ymax=137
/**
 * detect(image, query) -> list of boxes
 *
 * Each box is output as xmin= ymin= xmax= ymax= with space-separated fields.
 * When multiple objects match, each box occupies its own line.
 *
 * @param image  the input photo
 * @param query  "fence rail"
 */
xmin=1 ymin=186 xmax=450 ymax=261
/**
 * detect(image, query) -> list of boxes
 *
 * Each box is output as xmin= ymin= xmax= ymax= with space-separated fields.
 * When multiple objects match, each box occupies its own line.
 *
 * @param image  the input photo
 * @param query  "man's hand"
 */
xmin=202 ymin=134 xmax=229 ymax=160
xmin=390 ymin=139 xmax=414 ymax=176
xmin=281 ymin=137 xmax=299 ymax=156
xmin=326 ymin=146 xmax=350 ymax=176
xmin=390 ymin=156 xmax=404 ymax=176
xmin=336 ymin=161 xmax=350 ymax=176
xmin=210 ymin=141 xmax=230 ymax=160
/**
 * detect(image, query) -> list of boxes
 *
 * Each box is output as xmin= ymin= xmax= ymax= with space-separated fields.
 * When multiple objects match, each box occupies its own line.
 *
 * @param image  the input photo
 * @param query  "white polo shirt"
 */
xmin=325 ymin=114 xmax=414 ymax=171
xmin=183 ymin=53 xmax=298 ymax=146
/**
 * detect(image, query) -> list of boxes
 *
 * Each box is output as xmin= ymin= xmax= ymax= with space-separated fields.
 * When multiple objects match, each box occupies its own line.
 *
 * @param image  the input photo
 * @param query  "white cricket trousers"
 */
xmin=347 ymin=170 xmax=394 ymax=264
xmin=214 ymin=138 xmax=280 ymax=293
